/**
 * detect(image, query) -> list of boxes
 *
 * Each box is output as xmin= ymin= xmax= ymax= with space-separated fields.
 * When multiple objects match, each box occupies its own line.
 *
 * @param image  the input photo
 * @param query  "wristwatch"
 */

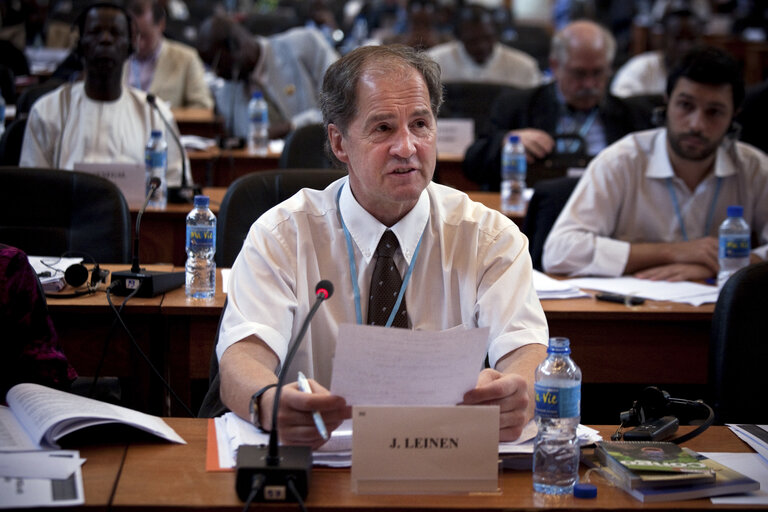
xmin=249 ymin=383 xmax=277 ymax=433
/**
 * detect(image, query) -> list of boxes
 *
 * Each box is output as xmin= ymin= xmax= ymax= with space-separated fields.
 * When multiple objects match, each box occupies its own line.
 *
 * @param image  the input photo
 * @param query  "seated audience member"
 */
xmin=217 ymin=45 xmax=548 ymax=446
xmin=196 ymin=14 xmax=338 ymax=141
xmin=125 ymin=0 xmax=214 ymax=109
xmin=463 ymin=20 xmax=654 ymax=190
xmin=0 ymin=245 xmax=76 ymax=402
xmin=736 ymin=78 xmax=768 ymax=154
xmin=19 ymin=3 xmax=188 ymax=187
xmin=543 ymin=46 xmax=768 ymax=280
xmin=382 ymin=0 xmax=452 ymax=50
xmin=427 ymin=5 xmax=542 ymax=88
xmin=610 ymin=1 xmax=703 ymax=98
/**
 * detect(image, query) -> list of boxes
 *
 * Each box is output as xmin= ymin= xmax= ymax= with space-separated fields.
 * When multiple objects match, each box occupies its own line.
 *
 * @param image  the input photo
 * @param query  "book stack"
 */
xmin=593 ymin=440 xmax=760 ymax=502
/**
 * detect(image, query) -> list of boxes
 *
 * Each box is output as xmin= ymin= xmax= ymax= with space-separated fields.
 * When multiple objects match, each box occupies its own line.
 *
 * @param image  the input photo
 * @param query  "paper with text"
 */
xmin=330 ymin=324 xmax=488 ymax=406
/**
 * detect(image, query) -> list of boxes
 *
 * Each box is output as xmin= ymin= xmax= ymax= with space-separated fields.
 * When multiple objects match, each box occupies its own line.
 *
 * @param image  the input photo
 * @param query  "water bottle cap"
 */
xmin=508 ymin=134 xmax=520 ymax=144
xmin=252 ymin=91 xmax=263 ymax=99
xmin=574 ymin=483 xmax=597 ymax=499
xmin=193 ymin=195 xmax=209 ymax=207
xmin=151 ymin=129 xmax=162 ymax=137
xmin=726 ymin=205 xmax=743 ymax=218
xmin=547 ymin=337 xmax=571 ymax=354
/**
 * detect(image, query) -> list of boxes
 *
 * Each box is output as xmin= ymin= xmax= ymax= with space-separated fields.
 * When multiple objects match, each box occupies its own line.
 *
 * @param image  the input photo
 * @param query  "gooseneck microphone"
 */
xmin=110 ymin=177 xmax=185 ymax=297
xmin=146 ymin=93 xmax=199 ymax=203
xmin=235 ymin=280 xmax=334 ymax=504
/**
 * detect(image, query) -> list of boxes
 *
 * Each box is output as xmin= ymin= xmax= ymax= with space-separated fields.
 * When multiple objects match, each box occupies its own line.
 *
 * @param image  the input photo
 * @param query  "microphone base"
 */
xmin=168 ymin=185 xmax=202 ymax=204
xmin=235 ymin=445 xmax=311 ymax=502
xmin=110 ymin=269 xmax=185 ymax=297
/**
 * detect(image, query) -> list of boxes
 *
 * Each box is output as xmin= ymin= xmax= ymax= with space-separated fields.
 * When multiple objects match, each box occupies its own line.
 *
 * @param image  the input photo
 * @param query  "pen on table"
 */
xmin=296 ymin=371 xmax=329 ymax=441
xmin=595 ymin=292 xmax=645 ymax=306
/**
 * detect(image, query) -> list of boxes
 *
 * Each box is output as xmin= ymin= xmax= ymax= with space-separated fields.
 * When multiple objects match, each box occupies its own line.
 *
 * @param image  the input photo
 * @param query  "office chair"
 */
xmin=0 ymin=64 xmax=16 ymax=104
xmin=216 ymin=168 xmax=347 ymax=268
xmin=278 ymin=123 xmax=333 ymax=169
xmin=522 ymin=176 xmax=580 ymax=271
xmin=0 ymin=117 xmax=27 ymax=165
xmin=709 ymin=261 xmax=768 ymax=424
xmin=0 ymin=167 xmax=131 ymax=263
xmin=440 ymin=82 xmax=519 ymax=137
xmin=16 ymin=79 xmax=65 ymax=116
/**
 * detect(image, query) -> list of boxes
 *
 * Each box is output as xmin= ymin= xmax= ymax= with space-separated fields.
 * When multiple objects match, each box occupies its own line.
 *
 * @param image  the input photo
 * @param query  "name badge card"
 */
xmin=74 ymin=162 xmax=145 ymax=208
xmin=437 ymin=118 xmax=475 ymax=157
xmin=351 ymin=405 xmax=499 ymax=494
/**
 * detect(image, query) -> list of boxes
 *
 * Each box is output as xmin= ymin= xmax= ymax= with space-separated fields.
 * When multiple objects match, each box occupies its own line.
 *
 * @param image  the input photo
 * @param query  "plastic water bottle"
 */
xmin=185 ymin=195 xmax=216 ymax=300
xmin=500 ymin=134 xmax=526 ymax=213
xmin=533 ymin=337 xmax=582 ymax=495
xmin=247 ymin=91 xmax=269 ymax=156
xmin=145 ymin=129 xmax=168 ymax=209
xmin=717 ymin=205 xmax=751 ymax=290
xmin=0 ymin=93 xmax=6 ymax=139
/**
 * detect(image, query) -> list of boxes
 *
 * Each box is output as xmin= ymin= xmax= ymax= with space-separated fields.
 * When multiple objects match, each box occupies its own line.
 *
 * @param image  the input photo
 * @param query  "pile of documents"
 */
xmin=532 ymin=270 xmax=589 ymax=300
xmin=564 ymin=277 xmax=719 ymax=306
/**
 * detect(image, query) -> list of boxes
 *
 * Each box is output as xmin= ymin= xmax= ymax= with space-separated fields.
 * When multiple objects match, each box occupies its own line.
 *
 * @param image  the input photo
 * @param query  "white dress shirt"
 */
xmin=543 ymin=128 xmax=768 ymax=276
xmin=428 ymin=41 xmax=542 ymax=88
xmin=218 ymin=178 xmax=548 ymax=387
xmin=610 ymin=51 xmax=667 ymax=98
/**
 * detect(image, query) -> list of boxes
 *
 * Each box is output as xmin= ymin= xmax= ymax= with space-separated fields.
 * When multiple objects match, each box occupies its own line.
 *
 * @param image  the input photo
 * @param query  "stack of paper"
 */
xmin=27 ymin=256 xmax=83 ymax=293
xmin=532 ymin=270 xmax=589 ymax=300
xmin=564 ymin=276 xmax=719 ymax=306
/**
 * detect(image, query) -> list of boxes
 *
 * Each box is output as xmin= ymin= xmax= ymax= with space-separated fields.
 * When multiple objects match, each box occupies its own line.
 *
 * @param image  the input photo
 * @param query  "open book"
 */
xmin=0 ymin=383 xmax=185 ymax=450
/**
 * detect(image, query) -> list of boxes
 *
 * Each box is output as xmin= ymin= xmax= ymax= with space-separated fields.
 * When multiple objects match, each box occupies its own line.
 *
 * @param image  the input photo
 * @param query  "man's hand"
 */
xmin=627 ymin=237 xmax=719 ymax=275
xmin=510 ymin=128 xmax=555 ymax=163
xmin=634 ymin=262 xmax=714 ymax=281
xmin=264 ymin=379 xmax=350 ymax=450
xmin=461 ymin=369 xmax=530 ymax=442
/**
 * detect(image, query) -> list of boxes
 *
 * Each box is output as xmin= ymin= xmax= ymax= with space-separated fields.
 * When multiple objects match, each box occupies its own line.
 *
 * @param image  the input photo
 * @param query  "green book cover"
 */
xmin=595 ymin=441 xmax=715 ymax=489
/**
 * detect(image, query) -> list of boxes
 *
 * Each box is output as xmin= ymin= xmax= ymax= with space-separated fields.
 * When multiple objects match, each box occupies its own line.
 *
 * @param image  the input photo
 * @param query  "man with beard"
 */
xmin=20 ymin=2 xmax=188 ymax=187
xmin=463 ymin=20 xmax=654 ymax=190
xmin=543 ymin=46 xmax=768 ymax=280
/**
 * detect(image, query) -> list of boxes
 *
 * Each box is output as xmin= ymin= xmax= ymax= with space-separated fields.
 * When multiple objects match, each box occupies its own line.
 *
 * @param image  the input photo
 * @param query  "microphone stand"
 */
xmin=146 ymin=94 xmax=200 ymax=204
xmin=235 ymin=281 xmax=334 ymax=503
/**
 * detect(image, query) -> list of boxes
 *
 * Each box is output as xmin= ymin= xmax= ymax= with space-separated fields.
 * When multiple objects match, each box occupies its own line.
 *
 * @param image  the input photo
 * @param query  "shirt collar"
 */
xmin=647 ymin=128 xmax=738 ymax=180
xmin=339 ymin=180 xmax=430 ymax=265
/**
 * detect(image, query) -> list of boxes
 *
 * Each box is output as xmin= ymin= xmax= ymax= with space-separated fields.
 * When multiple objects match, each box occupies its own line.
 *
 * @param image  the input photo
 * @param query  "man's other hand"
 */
xmin=461 ymin=368 xmax=530 ymax=442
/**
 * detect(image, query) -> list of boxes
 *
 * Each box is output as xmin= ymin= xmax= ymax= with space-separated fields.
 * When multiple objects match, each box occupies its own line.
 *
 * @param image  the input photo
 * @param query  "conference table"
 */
xmin=75 ymin=421 xmax=762 ymax=511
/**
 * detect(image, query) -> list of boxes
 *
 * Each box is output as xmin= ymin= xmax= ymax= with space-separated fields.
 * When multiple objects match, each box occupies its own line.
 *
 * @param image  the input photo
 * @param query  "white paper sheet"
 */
xmin=564 ymin=276 xmax=718 ymax=305
xmin=701 ymin=452 xmax=768 ymax=504
xmin=0 ymin=451 xmax=85 ymax=479
xmin=532 ymin=270 xmax=590 ymax=300
xmin=330 ymin=323 xmax=488 ymax=406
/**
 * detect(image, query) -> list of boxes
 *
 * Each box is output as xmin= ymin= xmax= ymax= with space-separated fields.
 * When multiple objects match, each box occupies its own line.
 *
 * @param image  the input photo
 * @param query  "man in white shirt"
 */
xmin=427 ymin=5 xmax=542 ymax=88
xmin=20 ymin=3 xmax=187 ymax=187
xmin=196 ymin=15 xmax=338 ymax=141
xmin=610 ymin=3 xmax=703 ymax=98
xmin=217 ymin=45 xmax=548 ymax=446
xmin=544 ymin=46 xmax=768 ymax=280
xmin=125 ymin=0 xmax=213 ymax=109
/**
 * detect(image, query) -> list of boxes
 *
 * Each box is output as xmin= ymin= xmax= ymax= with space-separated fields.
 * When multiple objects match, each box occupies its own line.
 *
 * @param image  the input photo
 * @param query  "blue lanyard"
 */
xmin=336 ymin=185 xmax=425 ymax=327
xmin=665 ymin=177 xmax=723 ymax=241
xmin=557 ymin=108 xmax=598 ymax=152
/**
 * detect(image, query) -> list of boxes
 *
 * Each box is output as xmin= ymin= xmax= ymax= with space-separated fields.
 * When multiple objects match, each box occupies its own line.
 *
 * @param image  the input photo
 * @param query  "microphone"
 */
xmin=235 ymin=280 xmax=334 ymax=503
xmin=110 ymin=177 xmax=185 ymax=297
xmin=146 ymin=93 xmax=200 ymax=203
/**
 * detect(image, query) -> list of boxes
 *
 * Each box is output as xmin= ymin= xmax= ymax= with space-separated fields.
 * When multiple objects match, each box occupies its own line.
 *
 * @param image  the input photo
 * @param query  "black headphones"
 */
xmin=614 ymin=386 xmax=714 ymax=444
xmin=44 ymin=254 xmax=110 ymax=298
xmin=73 ymin=2 xmax=135 ymax=59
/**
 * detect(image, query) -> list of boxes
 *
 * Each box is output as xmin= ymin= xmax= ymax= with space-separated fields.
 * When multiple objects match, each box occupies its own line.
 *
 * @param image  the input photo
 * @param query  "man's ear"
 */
xmin=327 ymin=123 xmax=349 ymax=165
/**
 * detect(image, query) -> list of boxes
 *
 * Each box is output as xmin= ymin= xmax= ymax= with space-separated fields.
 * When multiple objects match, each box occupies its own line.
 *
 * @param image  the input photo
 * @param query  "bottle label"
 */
xmin=146 ymin=150 xmax=167 ymax=169
xmin=719 ymin=234 xmax=750 ymax=258
xmin=501 ymin=152 xmax=526 ymax=181
xmin=534 ymin=383 xmax=580 ymax=419
xmin=187 ymin=226 xmax=215 ymax=249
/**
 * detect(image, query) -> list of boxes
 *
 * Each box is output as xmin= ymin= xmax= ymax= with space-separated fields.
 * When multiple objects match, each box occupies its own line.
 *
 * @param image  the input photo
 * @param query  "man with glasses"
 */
xmin=464 ymin=20 xmax=654 ymax=190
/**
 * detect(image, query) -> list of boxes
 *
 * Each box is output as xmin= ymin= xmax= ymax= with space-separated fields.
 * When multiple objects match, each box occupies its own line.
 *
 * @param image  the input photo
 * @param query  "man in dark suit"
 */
xmin=463 ymin=19 xmax=655 ymax=190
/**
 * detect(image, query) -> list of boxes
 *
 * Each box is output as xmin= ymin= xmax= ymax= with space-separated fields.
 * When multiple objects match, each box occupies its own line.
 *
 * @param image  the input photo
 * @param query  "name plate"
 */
xmin=351 ymin=405 xmax=499 ymax=494
xmin=437 ymin=118 xmax=475 ymax=156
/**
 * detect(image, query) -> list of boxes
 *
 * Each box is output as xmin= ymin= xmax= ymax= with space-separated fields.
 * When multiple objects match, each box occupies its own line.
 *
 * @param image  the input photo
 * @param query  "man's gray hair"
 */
xmin=320 ymin=44 xmax=443 ymax=168
xmin=549 ymin=20 xmax=616 ymax=64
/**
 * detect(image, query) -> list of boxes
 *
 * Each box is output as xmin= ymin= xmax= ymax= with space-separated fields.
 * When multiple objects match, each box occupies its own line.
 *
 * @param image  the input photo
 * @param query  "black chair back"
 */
xmin=0 ymin=167 xmax=131 ymax=263
xmin=16 ymin=79 xmax=65 ymax=116
xmin=0 ymin=117 xmax=27 ymax=165
xmin=526 ymin=134 xmax=588 ymax=188
xmin=440 ymin=82 xmax=519 ymax=138
xmin=709 ymin=261 xmax=768 ymax=424
xmin=522 ymin=176 xmax=580 ymax=271
xmin=278 ymin=123 xmax=332 ymax=169
xmin=216 ymin=168 xmax=347 ymax=267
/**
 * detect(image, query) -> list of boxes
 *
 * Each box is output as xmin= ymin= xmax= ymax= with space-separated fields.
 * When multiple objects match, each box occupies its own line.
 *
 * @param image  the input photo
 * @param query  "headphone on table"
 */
xmin=43 ymin=254 xmax=110 ymax=298
xmin=612 ymin=386 xmax=714 ymax=444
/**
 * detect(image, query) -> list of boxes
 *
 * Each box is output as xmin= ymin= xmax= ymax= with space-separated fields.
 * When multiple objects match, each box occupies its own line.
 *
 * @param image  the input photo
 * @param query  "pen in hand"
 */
xmin=296 ymin=371 xmax=329 ymax=441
